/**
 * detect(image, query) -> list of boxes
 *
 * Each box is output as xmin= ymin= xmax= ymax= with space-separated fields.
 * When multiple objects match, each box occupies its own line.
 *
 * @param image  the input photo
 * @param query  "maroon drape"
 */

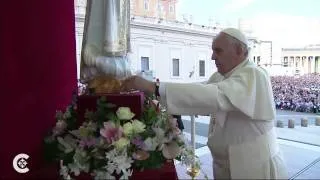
xmin=0 ymin=1 xmax=77 ymax=179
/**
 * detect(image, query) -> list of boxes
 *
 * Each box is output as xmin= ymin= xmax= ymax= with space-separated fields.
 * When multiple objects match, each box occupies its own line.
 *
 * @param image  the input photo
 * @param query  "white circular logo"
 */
xmin=13 ymin=153 xmax=29 ymax=173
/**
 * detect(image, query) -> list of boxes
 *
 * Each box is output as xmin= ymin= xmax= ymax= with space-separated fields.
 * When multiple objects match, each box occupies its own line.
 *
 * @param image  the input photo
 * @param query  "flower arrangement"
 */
xmin=44 ymin=94 xmax=201 ymax=180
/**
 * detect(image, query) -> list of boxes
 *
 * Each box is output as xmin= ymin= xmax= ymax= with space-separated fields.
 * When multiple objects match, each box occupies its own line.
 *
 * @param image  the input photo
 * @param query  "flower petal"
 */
xmin=162 ymin=142 xmax=181 ymax=159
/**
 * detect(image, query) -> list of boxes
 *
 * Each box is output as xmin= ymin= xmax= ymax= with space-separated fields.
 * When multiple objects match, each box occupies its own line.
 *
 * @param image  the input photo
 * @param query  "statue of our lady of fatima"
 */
xmin=80 ymin=0 xmax=131 ymax=94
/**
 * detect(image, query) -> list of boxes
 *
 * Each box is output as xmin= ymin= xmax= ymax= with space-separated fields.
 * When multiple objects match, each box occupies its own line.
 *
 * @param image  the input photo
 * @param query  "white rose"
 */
xmin=132 ymin=120 xmax=146 ymax=134
xmin=123 ymin=120 xmax=146 ymax=137
xmin=114 ymin=137 xmax=130 ymax=150
xmin=116 ymin=107 xmax=135 ymax=120
xmin=123 ymin=122 xmax=133 ymax=137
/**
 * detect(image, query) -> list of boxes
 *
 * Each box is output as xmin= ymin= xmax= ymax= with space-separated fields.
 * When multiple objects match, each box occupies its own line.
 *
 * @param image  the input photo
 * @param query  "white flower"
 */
xmin=63 ymin=110 xmax=72 ymax=119
xmin=53 ymin=120 xmax=68 ymax=136
xmin=123 ymin=120 xmax=146 ymax=137
xmin=114 ymin=137 xmax=130 ymax=150
xmin=162 ymin=141 xmax=181 ymax=159
xmin=57 ymin=137 xmax=74 ymax=153
xmin=73 ymin=148 xmax=90 ymax=173
xmin=116 ymin=107 xmax=135 ymax=120
xmin=106 ymin=162 xmax=117 ymax=175
xmin=152 ymin=100 xmax=160 ymax=107
xmin=120 ymin=168 xmax=133 ymax=180
xmin=153 ymin=127 xmax=165 ymax=139
xmin=105 ymin=149 xmax=118 ymax=161
xmin=87 ymin=122 xmax=97 ymax=131
xmin=179 ymin=146 xmax=201 ymax=169
xmin=177 ymin=133 xmax=188 ymax=143
xmin=69 ymin=130 xmax=81 ymax=139
xmin=60 ymin=161 xmax=71 ymax=180
xmin=68 ymin=163 xmax=80 ymax=176
xmin=55 ymin=120 xmax=67 ymax=131
xmin=123 ymin=122 xmax=133 ymax=136
xmin=169 ymin=117 xmax=178 ymax=129
xmin=153 ymin=127 xmax=166 ymax=147
xmin=143 ymin=137 xmax=158 ymax=151
xmin=131 ymin=120 xmax=146 ymax=134
xmin=114 ymin=154 xmax=133 ymax=175
xmin=105 ymin=149 xmax=133 ymax=179
xmin=94 ymin=170 xmax=115 ymax=180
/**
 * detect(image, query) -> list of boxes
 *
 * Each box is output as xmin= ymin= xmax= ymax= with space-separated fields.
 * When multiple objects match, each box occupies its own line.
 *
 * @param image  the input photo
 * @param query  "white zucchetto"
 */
xmin=221 ymin=28 xmax=248 ymax=46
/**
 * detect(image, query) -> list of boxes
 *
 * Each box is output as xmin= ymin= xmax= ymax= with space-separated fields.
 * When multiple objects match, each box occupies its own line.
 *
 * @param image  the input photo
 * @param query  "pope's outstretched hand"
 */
xmin=121 ymin=75 xmax=155 ymax=94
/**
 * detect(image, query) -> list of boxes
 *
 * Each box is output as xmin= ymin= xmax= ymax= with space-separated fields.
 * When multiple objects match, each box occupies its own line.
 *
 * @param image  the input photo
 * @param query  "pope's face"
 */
xmin=211 ymin=33 xmax=238 ymax=75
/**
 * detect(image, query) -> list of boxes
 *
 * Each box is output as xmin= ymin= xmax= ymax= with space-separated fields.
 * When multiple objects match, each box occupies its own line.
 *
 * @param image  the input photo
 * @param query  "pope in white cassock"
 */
xmin=121 ymin=28 xmax=288 ymax=179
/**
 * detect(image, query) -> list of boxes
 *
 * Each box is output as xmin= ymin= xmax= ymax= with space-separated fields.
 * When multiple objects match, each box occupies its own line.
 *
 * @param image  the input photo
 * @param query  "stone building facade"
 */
xmin=281 ymin=44 xmax=320 ymax=75
xmin=74 ymin=0 xmax=263 ymax=82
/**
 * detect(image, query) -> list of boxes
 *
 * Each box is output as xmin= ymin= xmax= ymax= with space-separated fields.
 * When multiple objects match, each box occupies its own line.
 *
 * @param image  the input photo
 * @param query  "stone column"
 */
xmin=292 ymin=56 xmax=296 ymax=74
xmin=316 ymin=56 xmax=320 ymax=73
xmin=288 ymin=119 xmax=295 ymax=128
xmin=299 ymin=56 xmax=304 ymax=74
xmin=311 ymin=56 xmax=315 ymax=73
xmin=308 ymin=56 xmax=312 ymax=73
xmin=277 ymin=120 xmax=284 ymax=128
xmin=316 ymin=117 xmax=320 ymax=126
xmin=290 ymin=56 xmax=294 ymax=67
xmin=302 ymin=56 xmax=307 ymax=75
xmin=295 ymin=56 xmax=300 ymax=74
xmin=301 ymin=117 xmax=308 ymax=127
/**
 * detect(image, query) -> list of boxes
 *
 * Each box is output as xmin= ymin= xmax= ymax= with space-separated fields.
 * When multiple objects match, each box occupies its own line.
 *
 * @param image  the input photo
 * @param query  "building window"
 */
xmin=172 ymin=58 xmax=180 ymax=76
xmin=283 ymin=57 xmax=288 ymax=67
xmin=199 ymin=60 xmax=205 ymax=77
xmin=144 ymin=0 xmax=149 ymax=11
xmin=141 ymin=56 xmax=149 ymax=71
xmin=169 ymin=3 xmax=174 ymax=13
xmin=290 ymin=57 xmax=294 ymax=67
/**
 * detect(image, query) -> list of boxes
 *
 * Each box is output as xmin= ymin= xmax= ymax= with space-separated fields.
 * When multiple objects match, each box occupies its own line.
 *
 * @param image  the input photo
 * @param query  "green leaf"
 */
xmin=64 ymin=106 xmax=78 ymax=130
xmin=105 ymin=103 xmax=117 ymax=109
xmin=84 ymin=110 xmax=94 ymax=121
xmin=60 ymin=150 xmax=75 ymax=165
xmin=91 ymin=158 xmax=108 ymax=170
xmin=43 ymin=138 xmax=60 ymax=163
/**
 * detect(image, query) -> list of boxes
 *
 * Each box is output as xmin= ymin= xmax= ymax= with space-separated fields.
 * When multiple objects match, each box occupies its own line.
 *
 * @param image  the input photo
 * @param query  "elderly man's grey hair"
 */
xmin=225 ymin=34 xmax=250 ymax=59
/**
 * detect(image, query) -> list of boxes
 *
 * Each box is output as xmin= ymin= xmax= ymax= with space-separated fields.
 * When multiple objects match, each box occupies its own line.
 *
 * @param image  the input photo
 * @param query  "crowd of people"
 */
xmin=78 ymin=73 xmax=320 ymax=114
xmin=271 ymin=73 xmax=320 ymax=113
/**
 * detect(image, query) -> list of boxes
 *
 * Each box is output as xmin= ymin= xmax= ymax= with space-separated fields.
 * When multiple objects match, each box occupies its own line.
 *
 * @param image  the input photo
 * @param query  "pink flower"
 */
xmin=79 ymin=138 xmax=96 ymax=148
xmin=169 ymin=117 xmax=178 ymax=129
xmin=162 ymin=142 xmax=181 ymax=159
xmin=150 ymin=100 xmax=161 ymax=113
xmin=100 ymin=122 xmax=123 ymax=144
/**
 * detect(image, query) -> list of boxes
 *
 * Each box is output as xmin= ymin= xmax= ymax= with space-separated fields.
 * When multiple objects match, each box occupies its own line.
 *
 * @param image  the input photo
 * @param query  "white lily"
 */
xmin=143 ymin=137 xmax=158 ymax=151
xmin=94 ymin=170 xmax=115 ymax=180
xmin=68 ymin=163 xmax=80 ymax=176
xmin=57 ymin=137 xmax=74 ymax=153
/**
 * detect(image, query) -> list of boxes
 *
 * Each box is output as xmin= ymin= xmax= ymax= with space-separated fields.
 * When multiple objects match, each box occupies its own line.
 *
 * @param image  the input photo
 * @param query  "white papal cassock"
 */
xmin=159 ymin=59 xmax=288 ymax=179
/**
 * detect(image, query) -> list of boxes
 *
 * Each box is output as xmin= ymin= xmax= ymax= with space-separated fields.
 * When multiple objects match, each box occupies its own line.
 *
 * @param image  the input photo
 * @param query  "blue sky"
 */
xmin=177 ymin=0 xmax=320 ymax=25
xmin=176 ymin=0 xmax=320 ymax=62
